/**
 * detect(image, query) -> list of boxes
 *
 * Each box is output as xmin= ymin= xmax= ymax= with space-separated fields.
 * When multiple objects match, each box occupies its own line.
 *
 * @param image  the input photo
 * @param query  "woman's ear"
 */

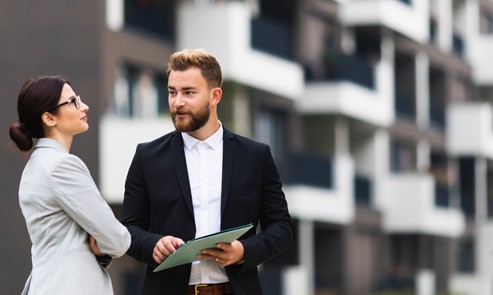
xmin=41 ymin=111 xmax=57 ymax=127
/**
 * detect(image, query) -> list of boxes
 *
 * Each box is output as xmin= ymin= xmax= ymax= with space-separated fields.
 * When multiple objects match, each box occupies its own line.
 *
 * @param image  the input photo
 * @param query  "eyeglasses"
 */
xmin=49 ymin=95 xmax=81 ymax=112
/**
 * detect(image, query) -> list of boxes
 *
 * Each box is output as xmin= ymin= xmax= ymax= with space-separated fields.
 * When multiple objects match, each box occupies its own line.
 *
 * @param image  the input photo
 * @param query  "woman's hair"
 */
xmin=9 ymin=75 xmax=70 ymax=151
xmin=167 ymin=48 xmax=223 ymax=89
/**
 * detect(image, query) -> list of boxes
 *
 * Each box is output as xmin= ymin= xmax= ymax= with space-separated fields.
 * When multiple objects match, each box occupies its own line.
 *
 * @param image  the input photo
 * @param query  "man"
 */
xmin=121 ymin=48 xmax=294 ymax=295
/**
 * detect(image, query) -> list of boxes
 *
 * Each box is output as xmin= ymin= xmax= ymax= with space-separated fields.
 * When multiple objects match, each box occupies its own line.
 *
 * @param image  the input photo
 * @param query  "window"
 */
xmin=255 ymin=108 xmax=287 ymax=162
xmin=109 ymin=64 xmax=168 ymax=117
xmin=124 ymin=0 xmax=175 ymax=40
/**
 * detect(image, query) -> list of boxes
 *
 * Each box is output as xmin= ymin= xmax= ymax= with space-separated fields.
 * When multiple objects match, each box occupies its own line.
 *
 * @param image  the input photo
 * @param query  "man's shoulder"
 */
xmin=226 ymin=129 xmax=268 ymax=150
xmin=138 ymin=130 xmax=178 ymax=150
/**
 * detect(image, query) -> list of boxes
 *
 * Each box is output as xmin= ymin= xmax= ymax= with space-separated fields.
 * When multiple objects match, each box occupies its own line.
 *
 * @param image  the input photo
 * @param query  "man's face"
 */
xmin=168 ymin=67 xmax=212 ymax=132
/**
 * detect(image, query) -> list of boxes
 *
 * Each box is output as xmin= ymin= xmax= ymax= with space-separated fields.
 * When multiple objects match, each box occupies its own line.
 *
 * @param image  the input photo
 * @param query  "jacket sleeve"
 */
xmin=51 ymin=155 xmax=131 ymax=258
xmin=239 ymin=145 xmax=295 ymax=270
xmin=120 ymin=144 xmax=162 ymax=265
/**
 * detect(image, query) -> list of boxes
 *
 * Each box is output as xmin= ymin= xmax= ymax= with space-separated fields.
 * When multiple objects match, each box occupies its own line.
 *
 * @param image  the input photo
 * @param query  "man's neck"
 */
xmin=186 ymin=119 xmax=221 ymax=141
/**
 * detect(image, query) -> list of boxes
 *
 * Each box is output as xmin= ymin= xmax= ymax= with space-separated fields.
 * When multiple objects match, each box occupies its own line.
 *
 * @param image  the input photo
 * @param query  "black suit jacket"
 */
xmin=121 ymin=127 xmax=294 ymax=295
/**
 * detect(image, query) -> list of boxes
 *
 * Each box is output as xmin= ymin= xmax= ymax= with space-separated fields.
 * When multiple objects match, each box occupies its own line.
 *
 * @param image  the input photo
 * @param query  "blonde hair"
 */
xmin=167 ymin=48 xmax=223 ymax=89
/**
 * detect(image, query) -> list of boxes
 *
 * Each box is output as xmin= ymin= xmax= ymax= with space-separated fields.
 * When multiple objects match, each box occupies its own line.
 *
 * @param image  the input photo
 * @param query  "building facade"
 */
xmin=2 ymin=0 xmax=493 ymax=294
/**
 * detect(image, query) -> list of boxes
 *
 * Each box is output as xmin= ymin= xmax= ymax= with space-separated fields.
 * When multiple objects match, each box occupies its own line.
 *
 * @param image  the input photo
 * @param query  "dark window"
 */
xmin=155 ymin=73 xmax=169 ymax=115
xmin=124 ymin=0 xmax=175 ymax=40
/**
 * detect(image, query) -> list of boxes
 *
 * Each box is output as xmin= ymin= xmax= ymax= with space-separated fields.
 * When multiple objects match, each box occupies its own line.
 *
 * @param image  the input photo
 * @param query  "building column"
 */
xmin=299 ymin=219 xmax=314 ymax=295
xmin=415 ymin=51 xmax=430 ymax=129
xmin=437 ymin=0 xmax=453 ymax=52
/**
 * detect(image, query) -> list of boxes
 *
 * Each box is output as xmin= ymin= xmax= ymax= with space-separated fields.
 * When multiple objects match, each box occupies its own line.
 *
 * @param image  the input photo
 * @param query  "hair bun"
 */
xmin=9 ymin=121 xmax=33 ymax=151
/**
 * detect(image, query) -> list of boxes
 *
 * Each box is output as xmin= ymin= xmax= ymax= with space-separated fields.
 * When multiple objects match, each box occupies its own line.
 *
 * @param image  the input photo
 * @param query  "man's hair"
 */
xmin=167 ymin=48 xmax=223 ymax=89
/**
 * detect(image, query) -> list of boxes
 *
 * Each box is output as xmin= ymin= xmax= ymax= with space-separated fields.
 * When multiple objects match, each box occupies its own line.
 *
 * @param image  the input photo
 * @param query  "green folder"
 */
xmin=153 ymin=223 xmax=254 ymax=272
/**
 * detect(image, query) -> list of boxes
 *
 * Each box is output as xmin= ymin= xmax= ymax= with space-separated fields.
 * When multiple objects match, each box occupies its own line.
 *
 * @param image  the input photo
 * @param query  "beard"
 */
xmin=170 ymin=103 xmax=211 ymax=132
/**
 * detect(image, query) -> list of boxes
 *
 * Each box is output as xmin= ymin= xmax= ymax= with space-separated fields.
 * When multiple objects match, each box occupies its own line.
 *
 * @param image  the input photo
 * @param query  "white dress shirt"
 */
xmin=182 ymin=125 xmax=228 ymax=284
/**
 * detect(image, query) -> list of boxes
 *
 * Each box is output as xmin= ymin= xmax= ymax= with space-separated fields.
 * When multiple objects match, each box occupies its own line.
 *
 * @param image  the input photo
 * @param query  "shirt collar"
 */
xmin=182 ymin=123 xmax=223 ymax=151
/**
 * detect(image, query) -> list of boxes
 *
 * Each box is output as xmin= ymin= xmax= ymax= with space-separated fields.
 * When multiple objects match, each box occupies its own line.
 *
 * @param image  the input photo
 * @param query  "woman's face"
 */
xmin=52 ymin=83 xmax=90 ymax=137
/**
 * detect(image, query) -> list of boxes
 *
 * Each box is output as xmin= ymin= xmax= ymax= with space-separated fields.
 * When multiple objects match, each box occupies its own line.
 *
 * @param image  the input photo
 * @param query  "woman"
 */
xmin=9 ymin=76 xmax=130 ymax=294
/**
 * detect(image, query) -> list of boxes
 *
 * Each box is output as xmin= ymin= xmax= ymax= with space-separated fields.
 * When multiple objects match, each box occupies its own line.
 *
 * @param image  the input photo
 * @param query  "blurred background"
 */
xmin=1 ymin=0 xmax=493 ymax=294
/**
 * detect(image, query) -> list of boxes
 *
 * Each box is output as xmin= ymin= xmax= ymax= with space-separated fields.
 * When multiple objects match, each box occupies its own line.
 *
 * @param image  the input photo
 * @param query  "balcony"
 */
xmin=284 ymin=154 xmax=355 ymax=225
xmin=251 ymin=16 xmax=292 ymax=60
xmin=298 ymin=57 xmax=394 ymax=127
xmin=99 ymin=116 xmax=176 ymax=203
xmin=338 ymin=0 xmax=429 ymax=43
xmin=308 ymin=53 xmax=375 ymax=89
xmin=450 ymin=274 xmax=493 ymax=295
xmin=177 ymin=2 xmax=303 ymax=100
xmin=468 ymin=35 xmax=493 ymax=85
xmin=282 ymin=152 xmax=333 ymax=189
xmin=380 ymin=173 xmax=465 ymax=238
xmin=446 ymin=102 xmax=493 ymax=158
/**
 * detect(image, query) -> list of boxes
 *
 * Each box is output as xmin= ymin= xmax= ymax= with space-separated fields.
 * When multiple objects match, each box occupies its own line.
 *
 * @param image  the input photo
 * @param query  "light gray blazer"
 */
xmin=19 ymin=138 xmax=130 ymax=295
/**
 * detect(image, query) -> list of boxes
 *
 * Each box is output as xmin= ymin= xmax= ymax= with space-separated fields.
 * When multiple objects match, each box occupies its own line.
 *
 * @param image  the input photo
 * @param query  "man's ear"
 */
xmin=211 ymin=87 xmax=222 ymax=106
xmin=41 ymin=111 xmax=57 ymax=127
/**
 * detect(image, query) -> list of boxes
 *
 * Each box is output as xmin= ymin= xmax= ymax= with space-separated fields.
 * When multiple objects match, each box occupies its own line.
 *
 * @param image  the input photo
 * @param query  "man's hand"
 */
xmin=153 ymin=236 xmax=185 ymax=264
xmin=198 ymin=240 xmax=244 ymax=266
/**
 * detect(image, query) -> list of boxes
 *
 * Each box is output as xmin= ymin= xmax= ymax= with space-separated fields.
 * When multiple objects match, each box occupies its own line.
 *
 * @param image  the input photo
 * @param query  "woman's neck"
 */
xmin=46 ymin=133 xmax=72 ymax=152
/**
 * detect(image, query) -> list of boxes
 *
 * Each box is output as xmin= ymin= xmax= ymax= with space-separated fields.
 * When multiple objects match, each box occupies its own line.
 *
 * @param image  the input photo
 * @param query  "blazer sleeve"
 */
xmin=50 ymin=155 xmax=131 ymax=258
xmin=239 ymin=145 xmax=295 ymax=270
xmin=120 ymin=144 xmax=162 ymax=265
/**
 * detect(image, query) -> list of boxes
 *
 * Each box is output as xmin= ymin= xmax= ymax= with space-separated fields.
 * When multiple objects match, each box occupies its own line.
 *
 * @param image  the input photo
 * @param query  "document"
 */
xmin=153 ymin=223 xmax=254 ymax=272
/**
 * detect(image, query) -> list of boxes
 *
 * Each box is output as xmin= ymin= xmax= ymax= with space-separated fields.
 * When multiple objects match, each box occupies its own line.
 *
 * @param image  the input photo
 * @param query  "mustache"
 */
xmin=172 ymin=108 xmax=190 ymax=115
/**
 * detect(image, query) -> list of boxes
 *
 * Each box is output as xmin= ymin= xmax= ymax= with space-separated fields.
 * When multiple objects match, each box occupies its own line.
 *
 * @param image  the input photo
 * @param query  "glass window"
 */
xmin=124 ymin=0 xmax=175 ymax=40
xmin=255 ymin=108 xmax=287 ymax=162
xmin=109 ymin=64 xmax=167 ymax=118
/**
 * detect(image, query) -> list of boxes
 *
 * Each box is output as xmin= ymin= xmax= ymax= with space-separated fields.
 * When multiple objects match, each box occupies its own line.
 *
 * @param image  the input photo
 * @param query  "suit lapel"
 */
xmin=221 ymin=128 xmax=235 ymax=217
xmin=171 ymin=132 xmax=194 ymax=217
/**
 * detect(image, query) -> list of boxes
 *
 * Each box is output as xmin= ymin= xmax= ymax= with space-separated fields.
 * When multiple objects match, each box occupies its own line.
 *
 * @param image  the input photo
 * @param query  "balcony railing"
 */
xmin=355 ymin=175 xmax=372 ymax=206
xmin=282 ymin=152 xmax=333 ymax=189
xmin=453 ymin=32 xmax=464 ymax=57
xmin=395 ymin=92 xmax=416 ymax=119
xmin=434 ymin=182 xmax=450 ymax=208
xmin=307 ymin=53 xmax=374 ymax=89
xmin=429 ymin=104 xmax=445 ymax=129
xmin=251 ymin=16 xmax=292 ymax=60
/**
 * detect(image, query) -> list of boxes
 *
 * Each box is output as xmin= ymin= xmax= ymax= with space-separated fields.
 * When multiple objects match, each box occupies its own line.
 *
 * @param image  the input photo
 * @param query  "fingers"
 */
xmin=198 ymin=240 xmax=244 ymax=266
xmin=88 ymin=236 xmax=103 ymax=256
xmin=153 ymin=236 xmax=184 ymax=264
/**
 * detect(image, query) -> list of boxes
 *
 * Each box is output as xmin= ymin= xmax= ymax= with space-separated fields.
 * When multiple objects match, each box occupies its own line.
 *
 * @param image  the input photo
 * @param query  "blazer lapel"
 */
xmin=171 ymin=131 xmax=194 ymax=217
xmin=221 ymin=128 xmax=235 ymax=216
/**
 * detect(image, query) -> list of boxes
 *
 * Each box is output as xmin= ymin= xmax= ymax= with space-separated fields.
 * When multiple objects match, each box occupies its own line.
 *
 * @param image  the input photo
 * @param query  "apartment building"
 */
xmin=2 ymin=0 xmax=493 ymax=294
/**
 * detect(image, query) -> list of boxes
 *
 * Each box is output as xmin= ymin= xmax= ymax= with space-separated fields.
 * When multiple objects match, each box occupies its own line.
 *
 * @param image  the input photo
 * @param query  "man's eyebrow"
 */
xmin=168 ymin=86 xmax=196 ymax=91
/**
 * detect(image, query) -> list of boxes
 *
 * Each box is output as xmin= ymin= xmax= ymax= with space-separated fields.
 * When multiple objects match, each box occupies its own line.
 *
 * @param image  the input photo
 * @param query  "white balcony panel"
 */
xmin=450 ymin=274 xmax=493 ymax=295
xmin=382 ymin=174 xmax=464 ymax=238
xmin=469 ymin=36 xmax=493 ymax=85
xmin=300 ymin=81 xmax=392 ymax=126
xmin=339 ymin=0 xmax=428 ymax=43
xmin=177 ymin=2 xmax=304 ymax=100
xmin=283 ymin=266 xmax=311 ymax=295
xmin=99 ymin=116 xmax=175 ymax=203
xmin=284 ymin=154 xmax=355 ymax=224
xmin=446 ymin=103 xmax=493 ymax=158
xmin=476 ymin=221 xmax=493 ymax=276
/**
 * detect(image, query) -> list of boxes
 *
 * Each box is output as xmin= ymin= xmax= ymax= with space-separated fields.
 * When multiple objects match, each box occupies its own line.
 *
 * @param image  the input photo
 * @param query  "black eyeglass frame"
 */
xmin=49 ymin=95 xmax=81 ymax=112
